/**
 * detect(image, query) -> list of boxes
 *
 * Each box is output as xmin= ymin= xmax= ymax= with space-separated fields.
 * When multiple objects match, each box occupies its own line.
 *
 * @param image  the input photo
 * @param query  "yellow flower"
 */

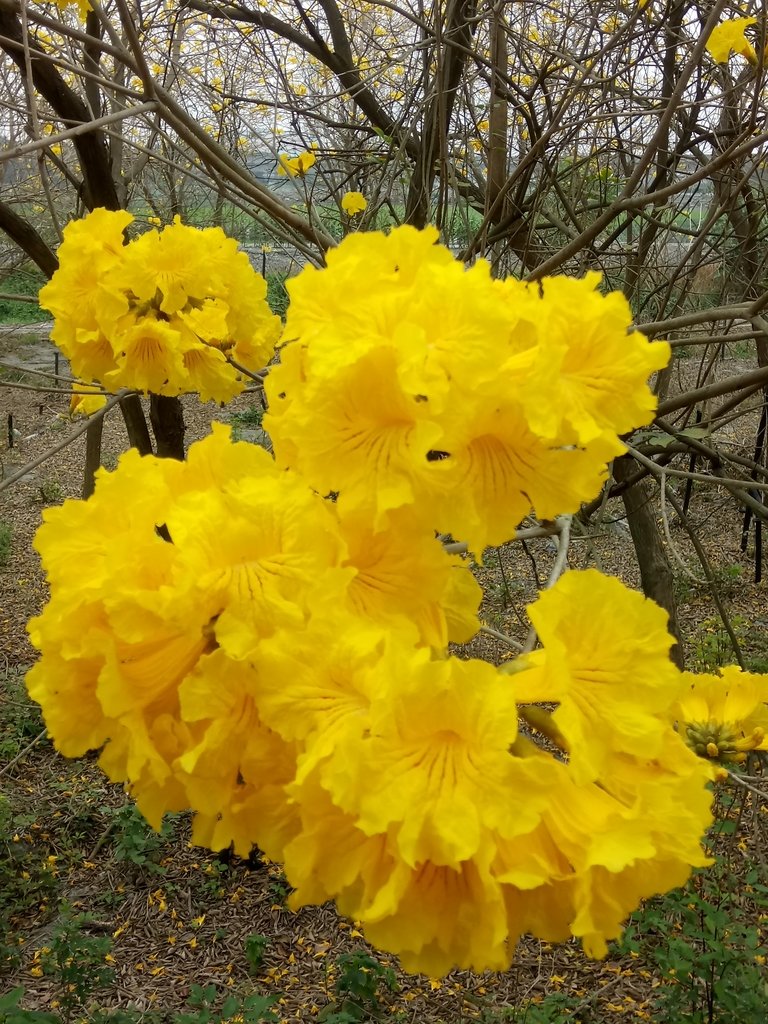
xmin=673 ymin=666 xmax=768 ymax=764
xmin=517 ymin=569 xmax=684 ymax=783
xmin=69 ymin=383 xmax=107 ymax=418
xmin=503 ymin=273 xmax=671 ymax=445
xmin=706 ymin=18 xmax=758 ymax=64
xmin=277 ymin=151 xmax=316 ymax=177
xmin=105 ymin=316 xmax=189 ymax=395
xmin=433 ymin=399 xmax=622 ymax=555
xmin=52 ymin=0 xmax=92 ymax=18
xmin=269 ymin=343 xmax=444 ymax=528
xmin=341 ymin=191 xmax=367 ymax=216
xmin=39 ymin=208 xmax=132 ymax=381
xmin=338 ymin=504 xmax=481 ymax=648
xmin=326 ymin=650 xmax=553 ymax=867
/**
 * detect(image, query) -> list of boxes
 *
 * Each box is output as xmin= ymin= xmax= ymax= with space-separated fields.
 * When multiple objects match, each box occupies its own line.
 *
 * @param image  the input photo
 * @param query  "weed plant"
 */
xmin=321 ymin=951 xmax=398 ymax=1022
xmin=107 ymin=803 xmax=177 ymax=875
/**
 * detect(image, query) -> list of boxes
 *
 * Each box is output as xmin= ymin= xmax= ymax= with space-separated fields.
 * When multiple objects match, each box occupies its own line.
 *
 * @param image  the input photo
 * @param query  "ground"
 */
xmin=1 ymin=326 xmax=767 ymax=1023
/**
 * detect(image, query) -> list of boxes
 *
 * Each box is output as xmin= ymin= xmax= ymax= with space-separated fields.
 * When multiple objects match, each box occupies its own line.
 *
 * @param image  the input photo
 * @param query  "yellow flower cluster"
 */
xmin=266 ymin=226 xmax=670 ymax=552
xmin=28 ymin=224 xmax=752 ymax=977
xmin=39 ymin=210 xmax=280 ymax=403
xmin=28 ymin=424 xmax=714 ymax=975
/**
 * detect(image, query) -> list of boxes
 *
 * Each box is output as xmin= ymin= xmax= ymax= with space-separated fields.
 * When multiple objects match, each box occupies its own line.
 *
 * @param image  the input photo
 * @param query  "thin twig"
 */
xmin=478 ymin=625 xmax=523 ymax=652
xmin=0 ymin=728 xmax=47 ymax=777
xmin=725 ymin=770 xmax=768 ymax=801
xmin=523 ymin=516 xmax=571 ymax=653
xmin=443 ymin=522 xmax=562 ymax=556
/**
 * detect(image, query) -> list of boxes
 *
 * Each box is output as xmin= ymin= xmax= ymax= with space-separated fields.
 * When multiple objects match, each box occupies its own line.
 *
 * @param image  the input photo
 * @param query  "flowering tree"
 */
xmin=2 ymin=0 xmax=768 ymax=979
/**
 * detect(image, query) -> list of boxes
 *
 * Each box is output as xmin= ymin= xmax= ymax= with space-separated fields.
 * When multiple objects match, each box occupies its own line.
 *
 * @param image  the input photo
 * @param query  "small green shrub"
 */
xmin=37 ymin=907 xmax=115 ymax=1022
xmin=244 ymin=932 xmax=270 ymax=973
xmin=230 ymin=405 xmax=264 ymax=430
xmin=176 ymin=983 xmax=278 ymax=1023
xmin=37 ymin=481 xmax=64 ymax=505
xmin=0 ymin=671 xmax=45 ymax=761
xmin=614 ymin=850 xmax=768 ymax=1023
xmin=0 ymin=987 xmax=60 ymax=1023
xmin=321 ymin=951 xmax=398 ymax=1021
xmin=109 ymin=803 xmax=175 ymax=874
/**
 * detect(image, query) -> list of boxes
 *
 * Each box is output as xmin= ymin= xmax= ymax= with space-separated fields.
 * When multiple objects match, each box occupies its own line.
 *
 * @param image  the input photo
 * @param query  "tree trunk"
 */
xmin=614 ymin=457 xmax=684 ymax=668
xmin=149 ymin=395 xmax=185 ymax=460
xmin=82 ymin=416 xmax=104 ymax=498
xmin=119 ymin=395 xmax=153 ymax=455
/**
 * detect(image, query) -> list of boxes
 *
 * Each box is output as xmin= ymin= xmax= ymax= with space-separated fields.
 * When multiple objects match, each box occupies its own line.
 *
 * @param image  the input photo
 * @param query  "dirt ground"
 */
xmin=1 ymin=325 xmax=767 ymax=1022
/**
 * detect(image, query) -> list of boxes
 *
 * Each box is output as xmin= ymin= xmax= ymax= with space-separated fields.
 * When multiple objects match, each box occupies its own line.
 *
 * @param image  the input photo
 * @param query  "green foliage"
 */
xmin=0 ymin=269 xmax=45 ymax=324
xmin=0 ymin=987 xmax=60 ymax=1024
xmin=0 ymin=682 xmax=56 ymax=969
xmin=196 ymin=858 xmax=230 ymax=898
xmin=0 ymin=520 xmax=12 ymax=566
xmin=0 ymin=671 xmax=45 ymax=761
xmin=689 ymin=614 xmax=746 ymax=672
xmin=230 ymin=404 xmax=264 ymax=430
xmin=37 ymin=480 xmax=64 ymax=505
xmin=320 ymin=951 xmax=398 ymax=1021
xmin=175 ymin=983 xmax=279 ymax=1023
xmin=108 ymin=803 xmax=175 ymax=874
xmin=0 ymin=797 xmax=57 ymax=970
xmin=481 ymin=992 xmax=583 ymax=1022
xmin=244 ymin=933 xmax=270 ymax=973
xmin=613 ymin=850 xmax=768 ymax=1023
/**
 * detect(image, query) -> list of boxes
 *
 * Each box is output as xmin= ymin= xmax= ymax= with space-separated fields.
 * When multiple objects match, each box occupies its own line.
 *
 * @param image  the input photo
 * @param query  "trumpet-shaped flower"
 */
xmin=277 ymin=151 xmax=316 ymax=177
xmin=673 ymin=665 xmax=768 ymax=764
xmin=69 ymin=382 xmax=107 ymax=417
xmin=706 ymin=18 xmax=758 ymax=64
xmin=518 ymin=569 xmax=684 ymax=782
xmin=504 ymin=274 xmax=670 ymax=444
xmin=338 ymin=504 xmax=481 ymax=647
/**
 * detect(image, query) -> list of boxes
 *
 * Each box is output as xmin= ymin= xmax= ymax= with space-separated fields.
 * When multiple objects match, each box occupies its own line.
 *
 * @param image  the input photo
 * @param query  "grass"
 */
xmin=36 ymin=481 xmax=64 ymax=505
xmin=0 ymin=268 xmax=46 ymax=324
xmin=230 ymin=405 xmax=264 ymax=430
xmin=265 ymin=271 xmax=289 ymax=319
